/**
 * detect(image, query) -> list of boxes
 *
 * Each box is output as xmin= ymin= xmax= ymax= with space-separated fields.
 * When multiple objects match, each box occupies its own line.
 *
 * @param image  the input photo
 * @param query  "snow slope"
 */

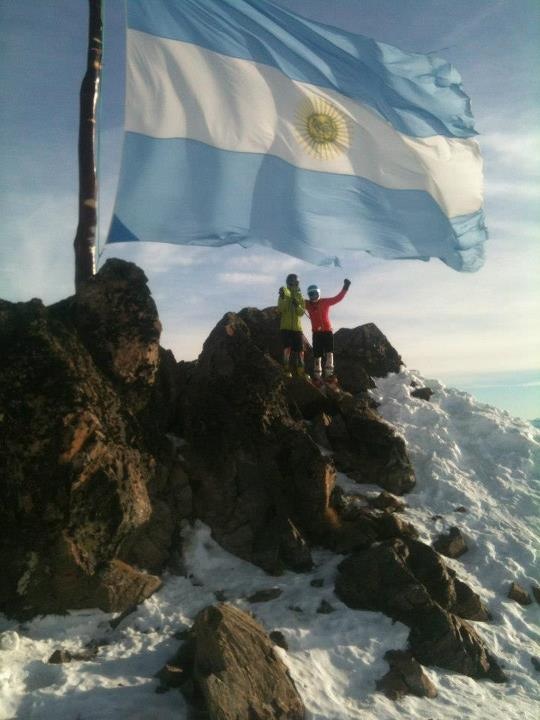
xmin=1 ymin=368 xmax=538 ymax=720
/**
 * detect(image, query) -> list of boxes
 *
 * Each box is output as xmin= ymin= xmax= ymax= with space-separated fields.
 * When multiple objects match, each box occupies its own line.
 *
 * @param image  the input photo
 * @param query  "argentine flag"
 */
xmin=107 ymin=0 xmax=486 ymax=271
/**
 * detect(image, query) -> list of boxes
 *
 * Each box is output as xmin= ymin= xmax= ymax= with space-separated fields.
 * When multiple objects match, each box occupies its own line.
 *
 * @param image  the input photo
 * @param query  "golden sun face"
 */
xmin=296 ymin=97 xmax=350 ymax=160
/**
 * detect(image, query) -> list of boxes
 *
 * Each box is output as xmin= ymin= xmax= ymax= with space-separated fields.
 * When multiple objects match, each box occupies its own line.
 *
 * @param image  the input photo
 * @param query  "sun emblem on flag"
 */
xmin=296 ymin=97 xmax=350 ymax=159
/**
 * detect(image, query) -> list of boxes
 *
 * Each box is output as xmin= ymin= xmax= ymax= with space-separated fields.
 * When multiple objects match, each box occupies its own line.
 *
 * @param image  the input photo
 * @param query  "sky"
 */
xmin=0 ymin=0 xmax=539 ymax=419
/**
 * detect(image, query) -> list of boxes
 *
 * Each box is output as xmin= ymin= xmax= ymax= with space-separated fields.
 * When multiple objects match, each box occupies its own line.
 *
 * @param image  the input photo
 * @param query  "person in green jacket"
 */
xmin=277 ymin=273 xmax=306 ymax=377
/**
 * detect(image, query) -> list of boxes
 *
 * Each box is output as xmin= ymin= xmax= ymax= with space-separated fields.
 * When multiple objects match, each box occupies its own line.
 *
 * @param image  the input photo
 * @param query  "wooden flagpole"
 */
xmin=74 ymin=0 xmax=103 ymax=290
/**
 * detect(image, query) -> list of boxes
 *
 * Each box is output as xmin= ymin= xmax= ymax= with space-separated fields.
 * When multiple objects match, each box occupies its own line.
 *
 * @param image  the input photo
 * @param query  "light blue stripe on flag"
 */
xmin=107 ymin=0 xmax=487 ymax=271
xmin=109 ymin=134 xmax=486 ymax=271
xmin=126 ymin=0 xmax=476 ymax=139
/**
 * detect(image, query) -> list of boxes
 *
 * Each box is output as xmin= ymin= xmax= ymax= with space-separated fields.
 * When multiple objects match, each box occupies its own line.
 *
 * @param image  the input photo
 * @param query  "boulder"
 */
xmin=368 ymin=491 xmax=406 ymax=513
xmin=433 ymin=527 xmax=468 ymax=558
xmin=411 ymin=387 xmax=434 ymax=401
xmin=0 ymin=260 xmax=185 ymax=617
xmin=409 ymin=606 xmax=506 ymax=682
xmin=376 ymin=650 xmax=437 ymax=700
xmin=333 ymin=323 xmax=403 ymax=394
xmin=335 ymin=538 xmax=501 ymax=680
xmin=508 ymin=582 xmax=533 ymax=606
xmin=332 ymin=405 xmax=416 ymax=495
xmin=181 ymin=604 xmax=305 ymax=720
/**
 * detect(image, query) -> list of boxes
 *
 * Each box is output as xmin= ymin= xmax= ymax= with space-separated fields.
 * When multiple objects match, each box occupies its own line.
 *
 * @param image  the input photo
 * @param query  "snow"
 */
xmin=1 ymin=369 xmax=539 ymax=719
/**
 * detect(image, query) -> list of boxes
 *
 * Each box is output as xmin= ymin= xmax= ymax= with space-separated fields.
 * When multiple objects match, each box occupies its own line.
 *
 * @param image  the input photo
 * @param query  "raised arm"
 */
xmin=326 ymin=279 xmax=351 ymax=306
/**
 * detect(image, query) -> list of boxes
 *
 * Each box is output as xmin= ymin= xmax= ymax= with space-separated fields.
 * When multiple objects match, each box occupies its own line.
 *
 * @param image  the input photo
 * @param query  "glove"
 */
xmin=279 ymin=287 xmax=285 ymax=299
xmin=344 ymin=278 xmax=351 ymax=290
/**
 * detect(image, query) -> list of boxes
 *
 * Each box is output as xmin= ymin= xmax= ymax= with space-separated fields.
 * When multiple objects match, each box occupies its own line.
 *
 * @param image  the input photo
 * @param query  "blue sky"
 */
xmin=0 ymin=1 xmax=539 ymax=419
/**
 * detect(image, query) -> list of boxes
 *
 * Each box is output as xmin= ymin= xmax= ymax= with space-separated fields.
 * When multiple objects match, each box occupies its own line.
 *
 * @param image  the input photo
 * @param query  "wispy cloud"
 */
xmin=217 ymin=271 xmax=276 ymax=285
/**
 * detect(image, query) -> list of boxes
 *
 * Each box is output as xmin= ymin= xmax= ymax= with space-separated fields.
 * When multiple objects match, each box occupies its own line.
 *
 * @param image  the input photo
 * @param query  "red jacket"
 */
xmin=305 ymin=287 xmax=348 ymax=332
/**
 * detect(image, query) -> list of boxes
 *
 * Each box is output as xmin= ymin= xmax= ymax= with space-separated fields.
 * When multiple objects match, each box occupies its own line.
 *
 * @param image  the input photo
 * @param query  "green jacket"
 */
xmin=277 ymin=287 xmax=305 ymax=331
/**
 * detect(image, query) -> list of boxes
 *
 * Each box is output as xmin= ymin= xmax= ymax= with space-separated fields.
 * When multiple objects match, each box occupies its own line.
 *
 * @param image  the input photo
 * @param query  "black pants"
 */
xmin=280 ymin=329 xmax=304 ymax=352
xmin=312 ymin=331 xmax=333 ymax=358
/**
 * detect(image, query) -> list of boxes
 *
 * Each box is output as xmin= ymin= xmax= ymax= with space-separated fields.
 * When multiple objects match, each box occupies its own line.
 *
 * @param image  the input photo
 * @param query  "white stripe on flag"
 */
xmin=126 ymin=30 xmax=483 ymax=218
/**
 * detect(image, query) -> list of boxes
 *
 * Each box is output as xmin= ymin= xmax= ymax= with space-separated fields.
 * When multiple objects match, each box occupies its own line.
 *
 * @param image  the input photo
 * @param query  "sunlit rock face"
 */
xmin=0 ymin=260 xmax=187 ymax=618
xmin=0 ymin=258 xmax=415 ymax=617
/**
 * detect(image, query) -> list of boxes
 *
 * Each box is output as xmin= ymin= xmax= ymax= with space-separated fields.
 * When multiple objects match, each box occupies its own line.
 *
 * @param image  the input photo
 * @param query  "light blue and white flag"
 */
xmin=107 ymin=0 xmax=487 ymax=271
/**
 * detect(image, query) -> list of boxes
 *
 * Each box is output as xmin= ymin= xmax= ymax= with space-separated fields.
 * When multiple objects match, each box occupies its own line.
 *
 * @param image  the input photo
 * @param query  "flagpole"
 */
xmin=74 ymin=0 xmax=103 ymax=290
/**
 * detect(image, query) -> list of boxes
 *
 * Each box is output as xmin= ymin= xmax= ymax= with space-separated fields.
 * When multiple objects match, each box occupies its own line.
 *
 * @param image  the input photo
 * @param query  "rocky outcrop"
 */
xmin=165 ymin=603 xmax=305 ymax=720
xmin=176 ymin=307 xmax=416 ymax=573
xmin=433 ymin=526 xmax=468 ymax=558
xmin=376 ymin=650 xmax=437 ymax=700
xmin=335 ymin=538 xmax=503 ymax=681
xmin=333 ymin=323 xmax=403 ymax=394
xmin=0 ymin=260 xmax=189 ymax=617
xmin=1 ymin=260 xmax=416 ymax=615
xmin=508 ymin=581 xmax=533 ymax=606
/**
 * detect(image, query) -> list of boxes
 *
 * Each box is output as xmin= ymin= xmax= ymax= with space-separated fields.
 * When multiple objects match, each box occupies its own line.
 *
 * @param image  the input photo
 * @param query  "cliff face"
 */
xmin=0 ymin=260 xmax=190 ymax=617
xmin=0 ymin=259 xmax=412 ymax=616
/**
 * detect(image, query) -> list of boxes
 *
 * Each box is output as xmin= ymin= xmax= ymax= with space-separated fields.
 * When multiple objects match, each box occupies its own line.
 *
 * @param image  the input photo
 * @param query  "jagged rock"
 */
xmin=333 ymin=323 xmax=403 ymax=394
xmin=285 ymin=377 xmax=337 ymax=420
xmin=452 ymin=579 xmax=491 ymax=621
xmin=247 ymin=588 xmax=283 ymax=603
xmin=409 ymin=606 xmax=506 ymax=682
xmin=184 ymin=604 xmax=305 ymax=720
xmin=376 ymin=650 xmax=437 ymax=700
xmin=332 ymin=404 xmax=416 ymax=495
xmin=532 ymin=584 xmax=540 ymax=604
xmin=0 ymin=260 xmax=184 ymax=617
xmin=179 ymin=309 xmax=335 ymax=572
xmin=411 ymin=387 xmax=434 ymax=401
xmin=508 ymin=581 xmax=533 ymax=606
xmin=433 ymin=527 xmax=468 ymax=558
xmin=531 ymin=657 xmax=540 ymax=671
xmin=335 ymin=538 xmax=500 ymax=680
xmin=368 ymin=491 xmax=406 ymax=513
xmin=48 ymin=649 xmax=72 ymax=664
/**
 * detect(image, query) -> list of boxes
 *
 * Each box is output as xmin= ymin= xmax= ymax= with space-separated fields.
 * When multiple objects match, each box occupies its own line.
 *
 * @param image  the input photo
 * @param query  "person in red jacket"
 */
xmin=305 ymin=279 xmax=351 ymax=382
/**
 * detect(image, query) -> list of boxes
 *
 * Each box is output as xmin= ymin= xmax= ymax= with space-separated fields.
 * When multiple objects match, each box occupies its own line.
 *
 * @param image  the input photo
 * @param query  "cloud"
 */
xmin=217 ymin=271 xmax=276 ymax=285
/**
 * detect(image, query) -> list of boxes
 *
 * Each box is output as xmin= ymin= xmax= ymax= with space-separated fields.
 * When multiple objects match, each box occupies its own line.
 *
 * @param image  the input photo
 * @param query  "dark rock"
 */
xmin=508 ymin=582 xmax=533 ymax=606
xmin=317 ymin=599 xmax=335 ymax=614
xmin=333 ymin=323 xmax=403 ymax=394
xmin=376 ymin=650 xmax=437 ymax=700
xmin=411 ymin=387 xmax=434 ymax=401
xmin=0 ymin=261 xmax=184 ymax=618
xmin=455 ymin=506 xmax=468 ymax=513
xmin=185 ymin=604 xmax=305 ymax=720
xmin=531 ymin=657 xmax=540 ymax=671
xmin=532 ymin=584 xmax=540 ymax=604
xmin=247 ymin=588 xmax=283 ymax=603
xmin=333 ymin=406 xmax=416 ymax=495
xmin=48 ymin=649 xmax=72 ymax=664
xmin=285 ymin=377 xmax=337 ymax=421
xmin=409 ymin=606 xmax=506 ymax=682
xmin=179 ymin=308 xmax=335 ymax=572
xmin=368 ymin=491 xmax=406 ymax=513
xmin=156 ymin=663 xmax=185 ymax=688
xmin=433 ymin=527 xmax=468 ymax=558
xmin=432 ymin=515 xmax=444 ymax=521
xmin=310 ymin=578 xmax=324 ymax=588
xmin=453 ymin=579 xmax=491 ymax=621
xmin=269 ymin=631 xmax=289 ymax=650
xmin=335 ymin=538 xmax=500 ymax=680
